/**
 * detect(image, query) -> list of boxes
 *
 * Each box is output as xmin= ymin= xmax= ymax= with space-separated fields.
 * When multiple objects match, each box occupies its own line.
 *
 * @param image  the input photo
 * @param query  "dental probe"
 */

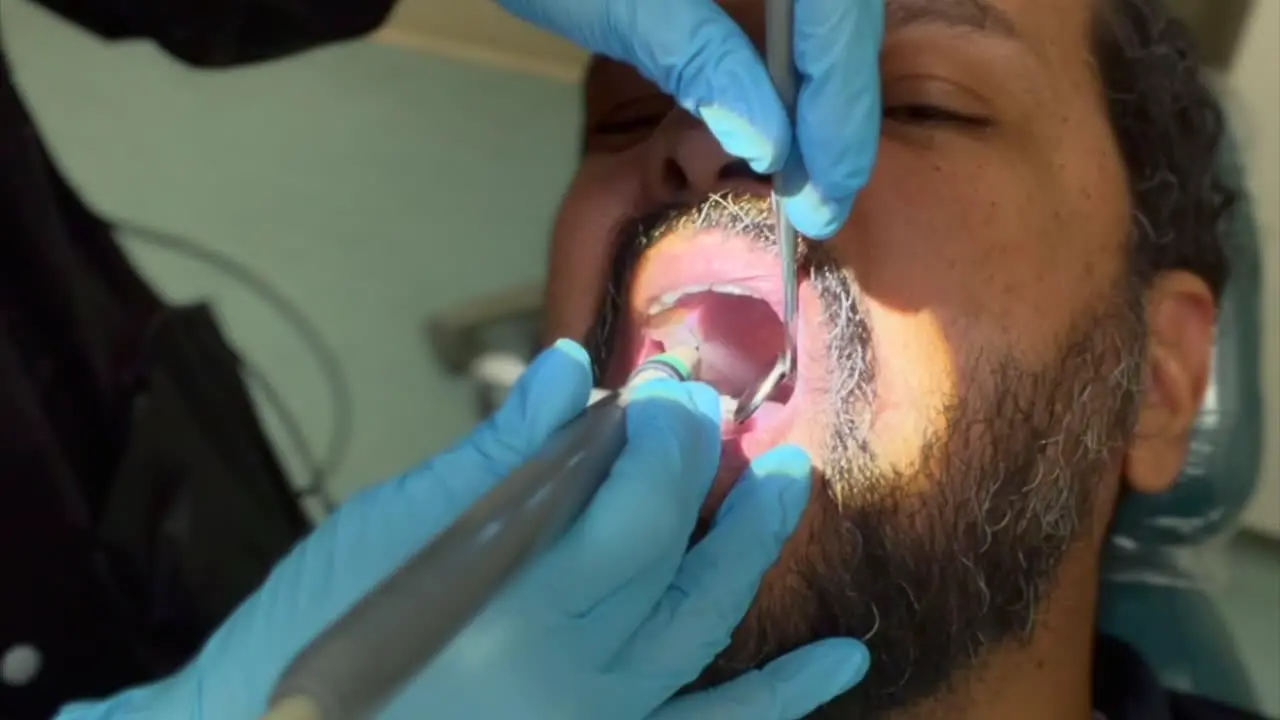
xmin=734 ymin=0 xmax=800 ymax=425
xmin=263 ymin=346 xmax=700 ymax=720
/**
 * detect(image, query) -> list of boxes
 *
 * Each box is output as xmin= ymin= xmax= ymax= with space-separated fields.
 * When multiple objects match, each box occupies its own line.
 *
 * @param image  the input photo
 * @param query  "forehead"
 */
xmin=584 ymin=0 xmax=1100 ymax=118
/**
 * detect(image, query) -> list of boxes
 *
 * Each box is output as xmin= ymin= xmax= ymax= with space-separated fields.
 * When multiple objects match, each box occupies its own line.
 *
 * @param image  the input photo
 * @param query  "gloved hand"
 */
xmin=498 ymin=0 xmax=883 ymax=239
xmin=57 ymin=340 xmax=869 ymax=720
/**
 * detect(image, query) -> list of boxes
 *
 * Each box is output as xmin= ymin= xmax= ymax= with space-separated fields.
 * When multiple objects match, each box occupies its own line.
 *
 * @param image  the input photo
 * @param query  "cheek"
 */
xmin=788 ymin=286 xmax=962 ymax=476
xmin=862 ymin=302 xmax=960 ymax=472
xmin=848 ymin=144 xmax=1092 ymax=355
xmin=543 ymin=157 xmax=644 ymax=345
xmin=814 ymin=141 xmax=1099 ymax=472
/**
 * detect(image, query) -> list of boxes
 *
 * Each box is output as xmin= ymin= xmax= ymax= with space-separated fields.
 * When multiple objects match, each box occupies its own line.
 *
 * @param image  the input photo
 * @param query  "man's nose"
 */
xmin=647 ymin=111 xmax=770 ymax=202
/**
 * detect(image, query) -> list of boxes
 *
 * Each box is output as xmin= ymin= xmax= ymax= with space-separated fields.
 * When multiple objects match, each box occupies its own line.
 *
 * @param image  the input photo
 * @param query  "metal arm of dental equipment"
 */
xmin=261 ymin=347 xmax=700 ymax=720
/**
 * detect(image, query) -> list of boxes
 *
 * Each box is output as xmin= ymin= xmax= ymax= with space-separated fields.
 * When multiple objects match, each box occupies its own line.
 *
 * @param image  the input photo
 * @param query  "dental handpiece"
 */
xmin=263 ymin=346 xmax=700 ymax=720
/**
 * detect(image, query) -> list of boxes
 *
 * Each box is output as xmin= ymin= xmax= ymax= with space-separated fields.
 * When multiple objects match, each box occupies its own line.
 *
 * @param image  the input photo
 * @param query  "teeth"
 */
xmin=651 ymin=322 xmax=699 ymax=350
xmin=612 ymin=384 xmax=740 ymax=425
xmin=646 ymin=283 xmax=763 ymax=316
xmin=719 ymin=395 xmax=737 ymax=420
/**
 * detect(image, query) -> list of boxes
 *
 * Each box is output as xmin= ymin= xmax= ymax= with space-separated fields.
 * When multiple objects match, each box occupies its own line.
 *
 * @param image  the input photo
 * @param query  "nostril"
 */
xmin=662 ymin=158 xmax=689 ymax=193
xmin=718 ymin=159 xmax=766 ymax=184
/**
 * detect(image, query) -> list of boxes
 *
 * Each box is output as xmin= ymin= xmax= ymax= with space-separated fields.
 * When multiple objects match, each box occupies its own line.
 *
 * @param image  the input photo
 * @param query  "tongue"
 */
xmin=648 ymin=292 xmax=784 ymax=397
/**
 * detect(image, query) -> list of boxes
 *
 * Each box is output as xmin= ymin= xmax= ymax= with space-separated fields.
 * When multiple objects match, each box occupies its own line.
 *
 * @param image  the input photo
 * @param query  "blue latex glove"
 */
xmin=57 ymin=340 xmax=868 ymax=720
xmin=499 ymin=0 xmax=883 ymax=239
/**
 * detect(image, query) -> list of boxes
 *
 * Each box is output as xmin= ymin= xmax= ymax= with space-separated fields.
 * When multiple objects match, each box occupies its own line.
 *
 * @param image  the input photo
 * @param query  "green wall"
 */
xmin=3 ymin=0 xmax=580 ymax=500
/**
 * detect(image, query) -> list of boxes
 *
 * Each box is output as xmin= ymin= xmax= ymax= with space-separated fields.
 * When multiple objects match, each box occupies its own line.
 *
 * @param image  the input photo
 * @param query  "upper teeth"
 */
xmin=646 ymin=283 xmax=761 ymax=315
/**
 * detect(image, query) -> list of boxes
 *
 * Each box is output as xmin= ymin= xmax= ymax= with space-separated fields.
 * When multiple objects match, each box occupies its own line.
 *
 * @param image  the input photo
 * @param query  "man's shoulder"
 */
xmin=1166 ymin=692 xmax=1268 ymax=720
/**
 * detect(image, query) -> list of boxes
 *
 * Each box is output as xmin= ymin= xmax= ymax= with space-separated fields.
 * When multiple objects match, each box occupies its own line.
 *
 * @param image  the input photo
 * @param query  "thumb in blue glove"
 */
xmin=498 ymin=0 xmax=884 ymax=240
xmin=57 ymin=340 xmax=869 ymax=719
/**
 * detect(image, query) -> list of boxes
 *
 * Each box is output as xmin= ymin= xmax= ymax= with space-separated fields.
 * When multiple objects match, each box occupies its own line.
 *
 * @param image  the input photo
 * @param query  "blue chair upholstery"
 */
xmin=1098 ymin=115 xmax=1264 ymax=711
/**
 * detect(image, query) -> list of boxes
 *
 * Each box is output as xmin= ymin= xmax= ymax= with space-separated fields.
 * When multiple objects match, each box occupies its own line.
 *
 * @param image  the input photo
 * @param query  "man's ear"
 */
xmin=1124 ymin=271 xmax=1218 ymax=495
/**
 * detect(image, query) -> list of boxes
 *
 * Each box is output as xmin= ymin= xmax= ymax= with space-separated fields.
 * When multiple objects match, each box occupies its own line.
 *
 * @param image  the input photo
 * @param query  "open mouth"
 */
xmin=587 ymin=194 xmax=824 ymax=513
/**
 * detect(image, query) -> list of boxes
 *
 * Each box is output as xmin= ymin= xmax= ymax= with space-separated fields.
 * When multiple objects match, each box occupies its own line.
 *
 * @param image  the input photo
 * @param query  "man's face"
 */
xmin=546 ymin=0 xmax=1155 ymax=714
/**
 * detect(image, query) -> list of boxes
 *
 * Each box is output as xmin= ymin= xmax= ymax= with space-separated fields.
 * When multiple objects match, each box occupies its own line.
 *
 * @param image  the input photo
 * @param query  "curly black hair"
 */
xmin=1094 ymin=0 xmax=1237 ymax=301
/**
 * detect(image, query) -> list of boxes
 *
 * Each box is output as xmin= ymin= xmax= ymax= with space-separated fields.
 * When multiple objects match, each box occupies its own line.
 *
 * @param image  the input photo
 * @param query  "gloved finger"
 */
xmin=613 ymin=445 xmax=811 ymax=675
xmin=781 ymin=0 xmax=885 ymax=239
xmin=500 ymin=0 xmax=790 ymax=175
xmin=648 ymin=638 xmax=870 ymax=720
xmin=465 ymin=338 xmax=595 ymax=466
xmin=537 ymin=379 xmax=722 ymax=619
xmin=405 ymin=338 xmax=595 ymax=510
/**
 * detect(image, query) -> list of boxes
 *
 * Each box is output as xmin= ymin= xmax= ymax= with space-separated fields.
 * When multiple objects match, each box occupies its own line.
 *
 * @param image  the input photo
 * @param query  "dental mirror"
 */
xmin=733 ymin=0 xmax=798 ymax=425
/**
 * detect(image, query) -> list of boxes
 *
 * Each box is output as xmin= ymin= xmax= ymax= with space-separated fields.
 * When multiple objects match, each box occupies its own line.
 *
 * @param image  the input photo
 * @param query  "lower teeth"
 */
xmin=718 ymin=396 xmax=737 ymax=419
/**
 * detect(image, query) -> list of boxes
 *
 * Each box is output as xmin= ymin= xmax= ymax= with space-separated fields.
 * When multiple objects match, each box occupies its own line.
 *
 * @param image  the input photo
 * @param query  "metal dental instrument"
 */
xmin=263 ymin=348 xmax=699 ymax=720
xmin=734 ymin=0 xmax=799 ymax=425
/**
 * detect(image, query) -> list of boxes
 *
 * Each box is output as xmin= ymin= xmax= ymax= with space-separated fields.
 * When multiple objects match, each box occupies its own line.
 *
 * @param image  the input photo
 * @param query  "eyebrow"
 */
xmin=885 ymin=0 xmax=1019 ymax=39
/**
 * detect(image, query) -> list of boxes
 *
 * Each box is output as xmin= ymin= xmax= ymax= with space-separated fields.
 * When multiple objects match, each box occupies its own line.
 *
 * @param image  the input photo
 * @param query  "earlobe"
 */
xmin=1124 ymin=272 xmax=1217 ymax=495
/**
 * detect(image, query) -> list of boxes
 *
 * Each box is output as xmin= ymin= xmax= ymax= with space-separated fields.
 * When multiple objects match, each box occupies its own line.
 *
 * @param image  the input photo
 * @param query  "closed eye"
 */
xmin=885 ymin=104 xmax=991 ymax=127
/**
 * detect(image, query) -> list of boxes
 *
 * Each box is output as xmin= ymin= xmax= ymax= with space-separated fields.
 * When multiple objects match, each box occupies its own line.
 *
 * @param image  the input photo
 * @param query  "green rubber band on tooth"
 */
xmin=648 ymin=353 xmax=693 ymax=382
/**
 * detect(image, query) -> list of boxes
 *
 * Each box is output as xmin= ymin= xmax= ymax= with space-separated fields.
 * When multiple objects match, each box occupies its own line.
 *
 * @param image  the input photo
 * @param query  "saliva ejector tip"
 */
xmin=626 ymin=346 xmax=698 ymax=385
xmin=623 ymin=341 xmax=705 ymax=389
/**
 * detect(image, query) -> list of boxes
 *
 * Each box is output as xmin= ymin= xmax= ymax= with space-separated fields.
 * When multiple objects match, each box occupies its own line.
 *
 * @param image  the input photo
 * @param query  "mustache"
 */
xmin=628 ymin=193 xmax=835 ymax=261
xmin=587 ymin=193 xmax=843 ymax=375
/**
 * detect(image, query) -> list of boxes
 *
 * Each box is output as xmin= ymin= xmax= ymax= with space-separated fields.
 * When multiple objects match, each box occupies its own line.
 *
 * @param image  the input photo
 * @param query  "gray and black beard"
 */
xmin=585 ymin=193 xmax=1148 ymax=718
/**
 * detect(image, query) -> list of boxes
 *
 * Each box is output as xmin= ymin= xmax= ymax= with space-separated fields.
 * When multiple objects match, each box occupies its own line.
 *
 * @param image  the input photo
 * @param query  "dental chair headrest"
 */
xmin=1109 ymin=121 xmax=1263 ymax=547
